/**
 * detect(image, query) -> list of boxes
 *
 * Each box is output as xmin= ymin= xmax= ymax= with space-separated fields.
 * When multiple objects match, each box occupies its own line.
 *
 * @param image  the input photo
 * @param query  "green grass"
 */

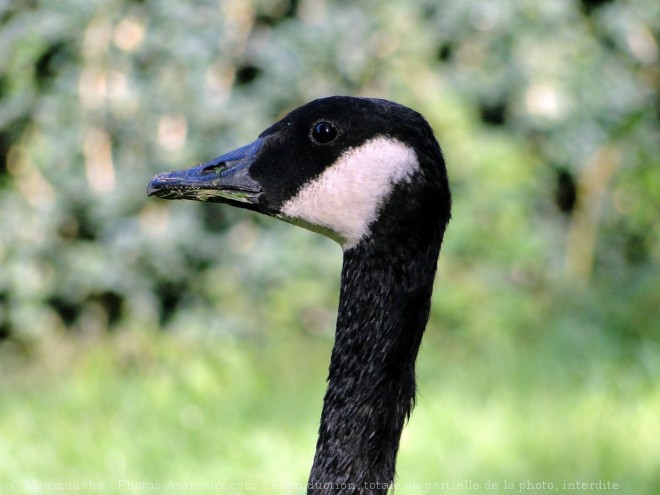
xmin=1 ymin=326 xmax=658 ymax=494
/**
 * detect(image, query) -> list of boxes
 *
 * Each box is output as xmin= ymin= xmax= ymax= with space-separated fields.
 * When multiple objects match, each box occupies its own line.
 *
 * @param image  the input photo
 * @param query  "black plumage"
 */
xmin=148 ymin=96 xmax=451 ymax=494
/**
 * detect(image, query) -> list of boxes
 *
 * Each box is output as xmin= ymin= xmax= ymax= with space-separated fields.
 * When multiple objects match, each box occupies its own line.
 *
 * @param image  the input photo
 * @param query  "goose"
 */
xmin=147 ymin=96 xmax=451 ymax=494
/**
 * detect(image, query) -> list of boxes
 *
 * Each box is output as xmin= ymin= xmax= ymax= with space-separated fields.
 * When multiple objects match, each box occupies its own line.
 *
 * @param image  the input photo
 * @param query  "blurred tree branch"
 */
xmin=565 ymin=145 xmax=622 ymax=285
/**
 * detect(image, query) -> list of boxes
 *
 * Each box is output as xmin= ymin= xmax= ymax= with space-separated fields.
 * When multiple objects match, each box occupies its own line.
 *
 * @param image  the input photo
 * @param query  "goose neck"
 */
xmin=307 ymin=241 xmax=438 ymax=494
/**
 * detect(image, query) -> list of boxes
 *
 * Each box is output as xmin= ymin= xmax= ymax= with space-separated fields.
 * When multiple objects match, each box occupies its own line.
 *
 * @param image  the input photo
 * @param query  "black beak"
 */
xmin=147 ymin=138 xmax=264 ymax=205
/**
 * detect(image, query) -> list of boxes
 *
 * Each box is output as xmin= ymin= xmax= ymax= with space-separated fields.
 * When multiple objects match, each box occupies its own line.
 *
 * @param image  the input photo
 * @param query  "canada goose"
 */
xmin=148 ymin=96 xmax=451 ymax=494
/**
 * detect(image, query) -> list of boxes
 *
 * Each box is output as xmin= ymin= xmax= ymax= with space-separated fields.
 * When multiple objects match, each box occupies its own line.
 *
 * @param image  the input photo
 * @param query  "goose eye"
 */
xmin=310 ymin=121 xmax=338 ymax=144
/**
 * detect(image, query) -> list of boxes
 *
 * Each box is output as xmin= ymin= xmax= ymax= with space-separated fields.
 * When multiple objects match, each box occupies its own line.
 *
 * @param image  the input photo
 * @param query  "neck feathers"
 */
xmin=308 ymin=233 xmax=441 ymax=494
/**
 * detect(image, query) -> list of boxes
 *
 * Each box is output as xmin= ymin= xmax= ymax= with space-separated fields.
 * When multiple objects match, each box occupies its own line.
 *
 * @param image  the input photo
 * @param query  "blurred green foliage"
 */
xmin=0 ymin=0 xmax=658 ymax=343
xmin=0 ymin=0 xmax=659 ymax=493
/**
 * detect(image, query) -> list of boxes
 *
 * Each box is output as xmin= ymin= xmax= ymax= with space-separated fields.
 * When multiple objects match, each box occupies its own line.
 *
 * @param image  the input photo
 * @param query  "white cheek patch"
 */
xmin=280 ymin=136 xmax=419 ymax=250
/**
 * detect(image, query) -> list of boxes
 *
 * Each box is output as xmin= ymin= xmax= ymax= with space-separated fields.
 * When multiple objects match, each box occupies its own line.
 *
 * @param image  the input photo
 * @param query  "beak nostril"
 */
xmin=201 ymin=162 xmax=226 ymax=174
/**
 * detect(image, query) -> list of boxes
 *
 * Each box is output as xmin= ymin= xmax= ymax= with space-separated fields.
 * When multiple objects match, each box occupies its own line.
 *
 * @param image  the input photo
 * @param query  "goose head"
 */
xmin=148 ymin=96 xmax=450 ymax=251
xmin=148 ymin=96 xmax=451 ymax=491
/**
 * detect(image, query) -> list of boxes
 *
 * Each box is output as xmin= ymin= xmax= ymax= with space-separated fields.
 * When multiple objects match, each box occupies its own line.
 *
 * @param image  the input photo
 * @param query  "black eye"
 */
xmin=310 ymin=121 xmax=338 ymax=144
